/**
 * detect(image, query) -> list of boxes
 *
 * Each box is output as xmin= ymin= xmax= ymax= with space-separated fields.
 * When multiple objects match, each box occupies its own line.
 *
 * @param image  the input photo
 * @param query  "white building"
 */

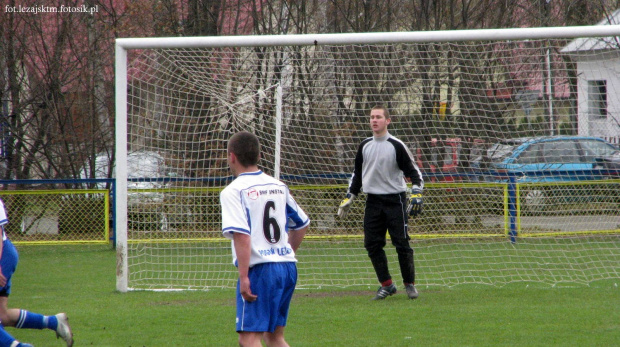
xmin=561 ymin=10 xmax=620 ymax=144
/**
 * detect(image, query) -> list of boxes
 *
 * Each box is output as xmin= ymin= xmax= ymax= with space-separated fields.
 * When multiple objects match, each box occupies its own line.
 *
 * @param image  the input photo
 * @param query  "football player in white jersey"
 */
xmin=0 ymin=198 xmax=73 ymax=347
xmin=221 ymin=131 xmax=309 ymax=347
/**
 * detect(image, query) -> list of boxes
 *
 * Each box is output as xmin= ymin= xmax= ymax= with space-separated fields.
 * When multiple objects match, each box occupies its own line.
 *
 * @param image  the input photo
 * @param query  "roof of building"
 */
xmin=561 ymin=9 xmax=620 ymax=53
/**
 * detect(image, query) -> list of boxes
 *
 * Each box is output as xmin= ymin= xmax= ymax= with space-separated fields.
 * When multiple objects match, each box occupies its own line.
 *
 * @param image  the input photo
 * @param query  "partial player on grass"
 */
xmin=0 ymin=198 xmax=73 ymax=347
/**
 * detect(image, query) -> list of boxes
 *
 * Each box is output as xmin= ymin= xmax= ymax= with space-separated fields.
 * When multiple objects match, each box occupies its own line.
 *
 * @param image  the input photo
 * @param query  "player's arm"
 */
xmin=288 ymin=225 xmax=308 ymax=252
xmin=0 ymin=226 xmax=5 ymax=287
xmin=233 ymin=232 xmax=257 ymax=302
xmin=348 ymin=143 xmax=365 ymax=195
xmin=285 ymin=190 xmax=310 ymax=251
xmin=393 ymin=140 xmax=424 ymax=217
xmin=405 ymin=157 xmax=424 ymax=217
xmin=0 ymin=204 xmax=9 ymax=286
xmin=338 ymin=143 xmax=364 ymax=217
xmin=394 ymin=140 xmax=424 ymax=189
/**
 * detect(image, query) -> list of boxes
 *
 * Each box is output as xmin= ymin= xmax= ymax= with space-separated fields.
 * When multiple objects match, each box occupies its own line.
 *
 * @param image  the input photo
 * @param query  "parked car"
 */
xmin=594 ymin=147 xmax=620 ymax=178
xmin=81 ymin=151 xmax=171 ymax=206
xmin=80 ymin=151 xmax=176 ymax=231
xmin=486 ymin=136 xmax=618 ymax=182
xmin=484 ymin=136 xmax=619 ymax=210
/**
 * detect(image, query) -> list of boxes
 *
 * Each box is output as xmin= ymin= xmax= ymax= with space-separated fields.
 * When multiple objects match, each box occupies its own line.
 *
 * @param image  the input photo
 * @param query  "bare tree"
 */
xmin=1 ymin=0 xmax=126 ymax=183
xmin=3 ymin=0 xmax=619 ymax=183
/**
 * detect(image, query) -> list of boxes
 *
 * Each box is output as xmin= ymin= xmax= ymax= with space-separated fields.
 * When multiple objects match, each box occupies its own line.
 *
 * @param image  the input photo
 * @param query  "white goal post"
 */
xmin=115 ymin=26 xmax=620 ymax=292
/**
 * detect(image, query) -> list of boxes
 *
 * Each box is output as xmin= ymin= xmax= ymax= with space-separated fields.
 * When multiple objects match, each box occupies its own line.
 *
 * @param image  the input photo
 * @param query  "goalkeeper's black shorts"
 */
xmin=363 ymin=192 xmax=411 ymax=252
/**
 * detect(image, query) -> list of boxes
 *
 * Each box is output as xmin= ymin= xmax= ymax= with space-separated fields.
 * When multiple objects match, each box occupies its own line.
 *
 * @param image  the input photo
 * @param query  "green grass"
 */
xmin=121 ymin=236 xmax=620 ymax=289
xmin=7 ymin=244 xmax=620 ymax=346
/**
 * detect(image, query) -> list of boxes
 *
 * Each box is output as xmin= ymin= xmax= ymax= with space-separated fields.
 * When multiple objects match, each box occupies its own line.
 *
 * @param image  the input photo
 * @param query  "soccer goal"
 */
xmin=115 ymin=26 xmax=620 ymax=292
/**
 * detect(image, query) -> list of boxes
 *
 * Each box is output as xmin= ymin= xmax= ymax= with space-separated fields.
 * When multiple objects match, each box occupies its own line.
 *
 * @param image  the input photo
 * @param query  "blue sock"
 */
xmin=0 ymin=324 xmax=16 ymax=347
xmin=15 ymin=310 xmax=57 ymax=331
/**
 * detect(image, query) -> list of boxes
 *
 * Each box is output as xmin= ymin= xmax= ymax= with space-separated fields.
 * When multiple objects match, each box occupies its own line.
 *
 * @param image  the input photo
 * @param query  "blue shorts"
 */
xmin=0 ymin=239 xmax=19 ymax=296
xmin=236 ymin=262 xmax=297 ymax=333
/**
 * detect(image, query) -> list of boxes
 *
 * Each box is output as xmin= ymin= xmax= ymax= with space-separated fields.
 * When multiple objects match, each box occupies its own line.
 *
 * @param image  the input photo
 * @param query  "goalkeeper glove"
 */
xmin=407 ymin=186 xmax=423 ymax=217
xmin=337 ymin=193 xmax=356 ymax=218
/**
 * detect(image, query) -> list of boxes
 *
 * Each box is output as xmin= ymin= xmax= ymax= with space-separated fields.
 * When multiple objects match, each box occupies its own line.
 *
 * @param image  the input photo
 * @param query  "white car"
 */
xmin=82 ymin=151 xmax=170 ymax=206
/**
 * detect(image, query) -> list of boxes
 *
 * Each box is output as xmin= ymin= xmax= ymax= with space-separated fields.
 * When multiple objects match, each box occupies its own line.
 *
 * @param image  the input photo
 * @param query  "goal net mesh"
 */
xmin=121 ymin=34 xmax=620 ymax=290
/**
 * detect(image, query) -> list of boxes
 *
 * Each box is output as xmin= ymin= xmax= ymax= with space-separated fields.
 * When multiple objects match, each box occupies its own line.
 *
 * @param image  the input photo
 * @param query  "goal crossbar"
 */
xmin=116 ymin=25 xmax=620 ymax=49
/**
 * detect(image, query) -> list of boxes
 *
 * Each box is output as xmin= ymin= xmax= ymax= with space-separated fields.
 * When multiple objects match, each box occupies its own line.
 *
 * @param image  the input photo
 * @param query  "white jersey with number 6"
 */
xmin=221 ymin=170 xmax=310 ymax=267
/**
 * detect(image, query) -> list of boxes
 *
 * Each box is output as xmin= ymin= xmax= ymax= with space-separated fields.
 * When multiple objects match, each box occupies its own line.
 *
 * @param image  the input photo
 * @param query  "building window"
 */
xmin=588 ymin=80 xmax=607 ymax=119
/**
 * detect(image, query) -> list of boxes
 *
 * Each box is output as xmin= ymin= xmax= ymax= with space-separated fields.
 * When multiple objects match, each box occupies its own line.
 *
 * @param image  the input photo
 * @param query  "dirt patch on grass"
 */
xmin=294 ymin=289 xmax=371 ymax=298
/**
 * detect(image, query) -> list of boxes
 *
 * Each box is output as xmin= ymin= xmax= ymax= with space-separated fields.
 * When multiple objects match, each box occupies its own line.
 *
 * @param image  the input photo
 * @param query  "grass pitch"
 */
xmin=7 ymin=244 xmax=620 ymax=346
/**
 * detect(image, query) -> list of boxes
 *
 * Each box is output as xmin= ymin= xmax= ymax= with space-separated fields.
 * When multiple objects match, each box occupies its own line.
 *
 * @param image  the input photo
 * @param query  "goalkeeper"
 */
xmin=338 ymin=105 xmax=424 ymax=300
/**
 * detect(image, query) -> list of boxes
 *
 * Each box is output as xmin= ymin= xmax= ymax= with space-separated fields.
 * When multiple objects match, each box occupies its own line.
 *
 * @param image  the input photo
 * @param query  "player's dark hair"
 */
xmin=371 ymin=105 xmax=390 ymax=119
xmin=228 ymin=131 xmax=260 ymax=167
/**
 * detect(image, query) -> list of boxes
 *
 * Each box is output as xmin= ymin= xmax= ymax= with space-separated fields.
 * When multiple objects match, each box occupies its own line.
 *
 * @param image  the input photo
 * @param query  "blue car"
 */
xmin=484 ymin=136 xmax=619 ymax=211
xmin=594 ymin=148 xmax=620 ymax=178
xmin=486 ymin=136 xmax=619 ymax=183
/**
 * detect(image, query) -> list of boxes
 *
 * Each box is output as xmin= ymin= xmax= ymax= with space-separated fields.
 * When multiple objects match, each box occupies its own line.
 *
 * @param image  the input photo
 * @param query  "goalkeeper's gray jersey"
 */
xmin=348 ymin=133 xmax=423 ymax=196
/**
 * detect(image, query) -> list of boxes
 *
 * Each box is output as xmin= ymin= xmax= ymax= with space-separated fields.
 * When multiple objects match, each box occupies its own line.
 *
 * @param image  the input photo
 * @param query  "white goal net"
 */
xmin=115 ymin=27 xmax=620 ymax=292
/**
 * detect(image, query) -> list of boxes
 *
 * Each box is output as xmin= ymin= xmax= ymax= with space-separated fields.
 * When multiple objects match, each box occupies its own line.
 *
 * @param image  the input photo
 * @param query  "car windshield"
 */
xmin=580 ymin=140 xmax=618 ymax=160
xmin=487 ymin=143 xmax=519 ymax=163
